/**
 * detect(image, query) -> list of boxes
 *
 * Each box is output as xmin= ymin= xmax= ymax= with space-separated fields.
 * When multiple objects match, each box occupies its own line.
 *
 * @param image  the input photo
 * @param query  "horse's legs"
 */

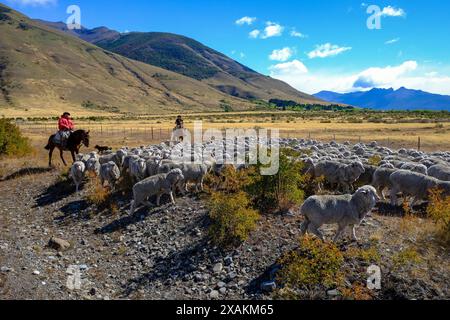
xmin=49 ymin=147 xmax=54 ymax=167
xmin=71 ymin=150 xmax=76 ymax=163
xmin=60 ymin=149 xmax=67 ymax=166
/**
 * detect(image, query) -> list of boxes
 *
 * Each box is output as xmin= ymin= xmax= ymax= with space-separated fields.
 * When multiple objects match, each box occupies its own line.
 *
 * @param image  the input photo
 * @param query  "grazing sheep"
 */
xmin=372 ymin=167 xmax=397 ymax=200
xmin=146 ymin=158 xmax=161 ymax=177
xmin=299 ymin=186 xmax=379 ymax=242
xmin=400 ymin=163 xmax=428 ymax=175
xmin=129 ymin=169 xmax=185 ymax=214
xmin=129 ymin=158 xmax=147 ymax=183
xmin=314 ymin=161 xmax=365 ymax=192
xmin=178 ymin=163 xmax=208 ymax=193
xmin=70 ymin=161 xmax=86 ymax=193
xmin=428 ymin=164 xmax=450 ymax=181
xmin=355 ymin=164 xmax=377 ymax=187
xmin=100 ymin=161 xmax=121 ymax=191
xmin=85 ymin=157 xmax=101 ymax=176
xmin=389 ymin=170 xmax=450 ymax=207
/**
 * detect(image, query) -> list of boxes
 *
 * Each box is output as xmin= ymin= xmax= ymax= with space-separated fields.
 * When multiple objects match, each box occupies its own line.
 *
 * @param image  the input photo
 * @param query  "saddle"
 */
xmin=53 ymin=131 xmax=72 ymax=149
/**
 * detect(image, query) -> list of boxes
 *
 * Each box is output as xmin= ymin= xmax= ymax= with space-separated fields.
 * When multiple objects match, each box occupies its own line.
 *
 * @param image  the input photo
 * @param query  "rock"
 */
xmin=1 ymin=266 xmax=12 ymax=273
xmin=210 ymin=290 xmax=220 ymax=299
xmin=219 ymin=287 xmax=227 ymax=295
xmin=227 ymin=272 xmax=237 ymax=281
xmin=261 ymin=281 xmax=276 ymax=293
xmin=327 ymin=289 xmax=340 ymax=297
xmin=217 ymin=281 xmax=226 ymax=288
xmin=32 ymin=270 xmax=40 ymax=275
xmin=224 ymin=256 xmax=233 ymax=266
xmin=48 ymin=237 xmax=71 ymax=251
xmin=213 ymin=263 xmax=223 ymax=274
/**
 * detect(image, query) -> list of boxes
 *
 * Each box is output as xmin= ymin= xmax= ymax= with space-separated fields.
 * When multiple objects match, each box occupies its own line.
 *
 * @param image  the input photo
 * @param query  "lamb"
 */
xmin=100 ymin=161 xmax=121 ymax=191
xmin=389 ymin=170 xmax=450 ymax=207
xmin=129 ymin=169 xmax=185 ymax=214
xmin=299 ymin=186 xmax=379 ymax=242
xmin=428 ymin=164 xmax=450 ymax=181
xmin=69 ymin=161 xmax=86 ymax=193
xmin=371 ymin=167 xmax=397 ymax=200
xmin=129 ymin=158 xmax=147 ymax=183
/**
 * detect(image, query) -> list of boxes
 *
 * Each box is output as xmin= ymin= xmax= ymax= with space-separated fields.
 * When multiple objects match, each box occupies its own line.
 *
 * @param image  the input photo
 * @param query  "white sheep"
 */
xmin=100 ymin=161 xmax=121 ymax=191
xmin=372 ymin=167 xmax=397 ymax=200
xmin=389 ymin=170 xmax=450 ymax=207
xmin=428 ymin=164 xmax=450 ymax=181
xmin=129 ymin=169 xmax=185 ymax=214
xmin=85 ymin=157 xmax=101 ymax=176
xmin=129 ymin=158 xmax=147 ymax=183
xmin=300 ymin=185 xmax=379 ymax=242
xmin=314 ymin=161 xmax=365 ymax=192
xmin=178 ymin=163 xmax=208 ymax=193
xmin=69 ymin=161 xmax=86 ymax=193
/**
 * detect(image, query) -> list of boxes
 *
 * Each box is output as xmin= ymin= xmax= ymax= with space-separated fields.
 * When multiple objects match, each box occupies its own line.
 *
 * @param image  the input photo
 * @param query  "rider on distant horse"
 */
xmin=175 ymin=115 xmax=184 ymax=129
xmin=56 ymin=112 xmax=74 ymax=148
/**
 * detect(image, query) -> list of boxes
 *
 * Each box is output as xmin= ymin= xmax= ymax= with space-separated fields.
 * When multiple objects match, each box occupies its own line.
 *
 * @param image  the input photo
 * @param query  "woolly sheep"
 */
xmin=85 ymin=157 xmax=101 ymax=176
xmin=314 ymin=161 xmax=365 ymax=192
xmin=300 ymin=186 xmax=379 ymax=242
xmin=129 ymin=158 xmax=147 ymax=183
xmin=69 ymin=161 xmax=86 ymax=193
xmin=428 ymin=164 xmax=450 ymax=181
xmin=372 ymin=167 xmax=397 ymax=200
xmin=129 ymin=169 xmax=185 ymax=214
xmin=178 ymin=163 xmax=208 ymax=193
xmin=389 ymin=170 xmax=450 ymax=207
xmin=100 ymin=161 xmax=121 ymax=191
xmin=400 ymin=163 xmax=428 ymax=175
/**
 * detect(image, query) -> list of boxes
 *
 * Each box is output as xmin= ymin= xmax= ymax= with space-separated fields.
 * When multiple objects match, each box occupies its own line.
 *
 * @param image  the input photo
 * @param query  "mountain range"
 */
xmin=314 ymin=87 xmax=450 ymax=111
xmin=0 ymin=3 xmax=325 ymax=117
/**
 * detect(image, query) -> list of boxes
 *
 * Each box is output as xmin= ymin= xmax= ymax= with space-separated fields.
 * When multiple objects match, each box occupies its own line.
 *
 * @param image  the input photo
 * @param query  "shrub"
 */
xmin=0 ymin=118 xmax=32 ymax=157
xmin=85 ymin=173 xmax=112 ymax=207
xmin=368 ymin=155 xmax=382 ymax=166
xmin=208 ymin=191 xmax=260 ymax=248
xmin=247 ymin=150 xmax=306 ymax=213
xmin=341 ymin=283 xmax=374 ymax=301
xmin=427 ymin=188 xmax=450 ymax=245
xmin=277 ymin=236 xmax=344 ymax=293
xmin=393 ymin=247 xmax=422 ymax=269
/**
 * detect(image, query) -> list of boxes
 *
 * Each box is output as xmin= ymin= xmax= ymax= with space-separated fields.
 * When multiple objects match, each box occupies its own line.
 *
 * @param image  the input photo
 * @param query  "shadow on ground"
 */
xmin=34 ymin=179 xmax=76 ymax=207
xmin=1 ymin=167 xmax=55 ymax=182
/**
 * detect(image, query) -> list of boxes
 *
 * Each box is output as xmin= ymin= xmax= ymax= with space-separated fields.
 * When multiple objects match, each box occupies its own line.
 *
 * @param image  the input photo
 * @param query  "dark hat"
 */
xmin=63 ymin=112 xmax=71 ymax=116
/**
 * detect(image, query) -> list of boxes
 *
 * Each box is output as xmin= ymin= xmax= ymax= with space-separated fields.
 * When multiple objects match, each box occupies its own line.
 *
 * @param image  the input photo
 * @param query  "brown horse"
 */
xmin=44 ymin=130 xmax=90 ymax=167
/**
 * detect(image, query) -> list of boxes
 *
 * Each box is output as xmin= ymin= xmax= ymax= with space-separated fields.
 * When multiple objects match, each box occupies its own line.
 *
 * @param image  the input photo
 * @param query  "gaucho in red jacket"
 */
xmin=56 ymin=112 xmax=74 ymax=147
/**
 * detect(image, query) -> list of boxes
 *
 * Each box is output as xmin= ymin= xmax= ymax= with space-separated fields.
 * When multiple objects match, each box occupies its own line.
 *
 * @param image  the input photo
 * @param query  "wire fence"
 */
xmin=18 ymin=123 xmax=438 ymax=152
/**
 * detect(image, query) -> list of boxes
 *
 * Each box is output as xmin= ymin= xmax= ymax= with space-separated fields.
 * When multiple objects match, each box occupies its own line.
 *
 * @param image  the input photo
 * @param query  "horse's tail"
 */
xmin=44 ymin=136 xmax=54 ymax=150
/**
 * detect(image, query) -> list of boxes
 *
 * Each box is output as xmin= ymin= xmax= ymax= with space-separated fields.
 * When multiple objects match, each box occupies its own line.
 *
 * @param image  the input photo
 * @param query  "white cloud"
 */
xmin=353 ymin=61 xmax=418 ymax=88
xmin=269 ymin=47 xmax=294 ymax=62
xmin=308 ymin=43 xmax=352 ymax=59
xmin=380 ymin=6 xmax=406 ymax=17
xmin=385 ymin=38 xmax=400 ymax=45
xmin=269 ymin=60 xmax=308 ymax=76
xmin=249 ymin=29 xmax=261 ymax=39
xmin=290 ymin=29 xmax=307 ymax=38
xmin=8 ymin=0 xmax=56 ymax=5
xmin=261 ymin=22 xmax=284 ymax=39
xmin=269 ymin=60 xmax=450 ymax=95
xmin=235 ymin=16 xmax=256 ymax=26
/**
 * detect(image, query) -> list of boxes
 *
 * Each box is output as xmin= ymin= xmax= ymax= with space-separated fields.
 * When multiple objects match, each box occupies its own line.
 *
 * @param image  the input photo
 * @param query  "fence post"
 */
xmin=152 ymin=127 xmax=154 ymax=140
xmin=418 ymin=136 xmax=421 ymax=151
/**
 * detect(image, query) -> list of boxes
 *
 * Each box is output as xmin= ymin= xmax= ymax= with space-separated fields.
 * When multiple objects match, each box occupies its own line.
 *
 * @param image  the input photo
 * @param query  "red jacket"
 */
xmin=58 ymin=117 xmax=74 ymax=131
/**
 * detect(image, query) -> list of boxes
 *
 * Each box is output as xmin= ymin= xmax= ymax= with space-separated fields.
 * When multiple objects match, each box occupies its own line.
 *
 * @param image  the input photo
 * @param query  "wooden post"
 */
xmin=418 ymin=136 xmax=421 ymax=151
xmin=152 ymin=127 xmax=154 ymax=140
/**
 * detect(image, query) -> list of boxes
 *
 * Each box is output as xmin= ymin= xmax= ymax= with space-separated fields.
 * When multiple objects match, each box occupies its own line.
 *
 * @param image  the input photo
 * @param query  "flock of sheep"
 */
xmin=68 ymin=137 xmax=450 ymax=242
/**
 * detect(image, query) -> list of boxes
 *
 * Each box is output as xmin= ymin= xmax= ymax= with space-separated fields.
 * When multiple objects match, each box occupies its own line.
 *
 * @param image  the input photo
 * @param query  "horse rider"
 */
xmin=56 ymin=112 xmax=74 ymax=148
xmin=175 ymin=115 xmax=184 ymax=130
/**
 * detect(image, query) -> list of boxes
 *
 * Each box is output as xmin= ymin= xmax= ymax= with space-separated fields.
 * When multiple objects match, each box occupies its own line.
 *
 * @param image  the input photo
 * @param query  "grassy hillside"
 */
xmin=0 ymin=4 xmax=257 ymax=117
xmin=94 ymin=32 xmax=325 ymax=104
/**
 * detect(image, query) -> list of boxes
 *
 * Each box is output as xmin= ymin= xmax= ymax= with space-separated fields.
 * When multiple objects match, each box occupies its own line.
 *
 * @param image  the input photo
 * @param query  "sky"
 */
xmin=4 ymin=0 xmax=450 ymax=95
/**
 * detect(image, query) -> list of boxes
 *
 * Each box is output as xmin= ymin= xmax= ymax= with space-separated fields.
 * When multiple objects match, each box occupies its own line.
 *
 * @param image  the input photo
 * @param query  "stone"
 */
xmin=33 ymin=270 xmax=40 ymax=275
xmin=213 ymin=263 xmax=223 ymax=274
xmin=217 ymin=281 xmax=226 ymax=288
xmin=327 ymin=289 xmax=340 ymax=297
xmin=224 ymin=256 xmax=233 ymax=266
xmin=210 ymin=290 xmax=220 ymax=299
xmin=261 ymin=281 xmax=276 ymax=293
xmin=1 ymin=266 xmax=12 ymax=273
xmin=219 ymin=287 xmax=227 ymax=295
xmin=48 ymin=237 xmax=71 ymax=251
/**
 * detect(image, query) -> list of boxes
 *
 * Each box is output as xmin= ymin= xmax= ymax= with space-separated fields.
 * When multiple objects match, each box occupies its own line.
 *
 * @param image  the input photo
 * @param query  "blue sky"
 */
xmin=5 ymin=0 xmax=450 ymax=94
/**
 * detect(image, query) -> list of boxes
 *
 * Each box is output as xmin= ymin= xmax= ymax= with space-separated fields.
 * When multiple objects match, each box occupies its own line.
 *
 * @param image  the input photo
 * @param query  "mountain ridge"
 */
xmin=314 ymin=87 xmax=450 ymax=111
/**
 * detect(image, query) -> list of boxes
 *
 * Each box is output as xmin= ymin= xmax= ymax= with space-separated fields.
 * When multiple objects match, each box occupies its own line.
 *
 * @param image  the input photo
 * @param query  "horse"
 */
xmin=44 ymin=130 xmax=90 ymax=167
